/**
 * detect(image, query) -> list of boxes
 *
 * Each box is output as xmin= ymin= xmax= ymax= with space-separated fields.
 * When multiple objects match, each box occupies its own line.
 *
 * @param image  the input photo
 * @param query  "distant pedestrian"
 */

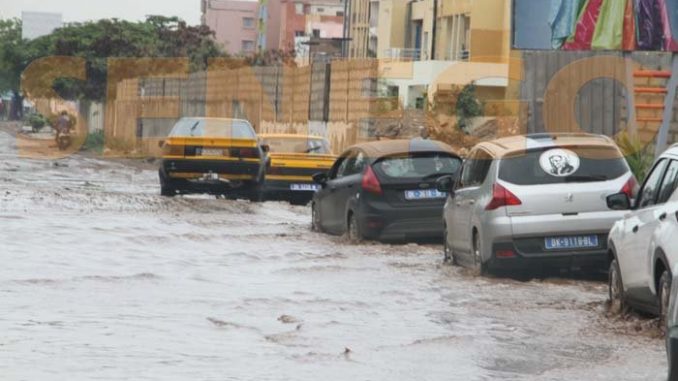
xmin=418 ymin=126 xmax=430 ymax=140
xmin=54 ymin=111 xmax=71 ymax=145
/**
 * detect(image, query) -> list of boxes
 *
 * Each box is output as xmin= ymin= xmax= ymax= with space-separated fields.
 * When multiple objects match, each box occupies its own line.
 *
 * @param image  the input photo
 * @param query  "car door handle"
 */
xmin=659 ymin=212 xmax=667 ymax=221
xmin=469 ymin=200 xmax=476 ymax=206
xmin=347 ymin=184 xmax=354 ymax=189
xmin=632 ymin=225 xmax=639 ymax=233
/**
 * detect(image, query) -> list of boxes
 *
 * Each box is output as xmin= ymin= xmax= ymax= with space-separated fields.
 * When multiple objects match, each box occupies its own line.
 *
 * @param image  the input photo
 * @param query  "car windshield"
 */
xmin=261 ymin=137 xmax=330 ymax=154
xmin=499 ymin=146 xmax=628 ymax=185
xmin=375 ymin=153 xmax=462 ymax=179
xmin=169 ymin=119 xmax=256 ymax=139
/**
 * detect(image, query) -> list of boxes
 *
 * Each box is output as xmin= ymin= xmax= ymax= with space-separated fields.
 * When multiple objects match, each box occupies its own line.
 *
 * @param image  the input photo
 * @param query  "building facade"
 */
xmin=345 ymin=0 xmax=512 ymax=110
xmin=202 ymin=0 xmax=260 ymax=55
xmin=204 ymin=0 xmax=346 ymax=58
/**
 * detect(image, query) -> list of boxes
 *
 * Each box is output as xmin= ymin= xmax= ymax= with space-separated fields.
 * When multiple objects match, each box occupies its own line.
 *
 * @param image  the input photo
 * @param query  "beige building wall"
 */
xmin=375 ymin=0 xmax=408 ymax=58
xmin=435 ymin=0 xmax=511 ymax=63
xmin=409 ymin=0 xmax=435 ymax=60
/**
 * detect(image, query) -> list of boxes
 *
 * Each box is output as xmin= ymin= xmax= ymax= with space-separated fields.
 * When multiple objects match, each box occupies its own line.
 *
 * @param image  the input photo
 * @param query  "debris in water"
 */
xmin=277 ymin=315 xmax=300 ymax=324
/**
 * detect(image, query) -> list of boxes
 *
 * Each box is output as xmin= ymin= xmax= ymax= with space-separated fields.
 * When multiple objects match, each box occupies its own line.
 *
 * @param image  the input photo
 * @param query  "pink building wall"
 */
xmin=264 ymin=0 xmax=282 ymax=51
xmin=203 ymin=0 xmax=259 ymax=55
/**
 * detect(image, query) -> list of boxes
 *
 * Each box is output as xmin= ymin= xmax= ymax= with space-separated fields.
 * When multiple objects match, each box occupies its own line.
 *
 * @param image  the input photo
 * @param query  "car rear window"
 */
xmin=375 ymin=153 xmax=462 ymax=179
xmin=170 ymin=119 xmax=256 ymax=139
xmin=261 ymin=137 xmax=330 ymax=154
xmin=498 ymin=146 xmax=628 ymax=185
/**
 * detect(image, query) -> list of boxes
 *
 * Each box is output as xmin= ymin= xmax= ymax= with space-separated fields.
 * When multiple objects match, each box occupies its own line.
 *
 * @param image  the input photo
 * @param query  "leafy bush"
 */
xmin=616 ymin=131 xmax=655 ymax=182
xmin=456 ymin=84 xmax=484 ymax=132
xmin=82 ymin=130 xmax=105 ymax=153
xmin=27 ymin=113 xmax=47 ymax=132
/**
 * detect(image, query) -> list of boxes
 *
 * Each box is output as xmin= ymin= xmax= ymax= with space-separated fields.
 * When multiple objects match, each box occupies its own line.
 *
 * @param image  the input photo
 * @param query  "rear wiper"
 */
xmin=422 ymin=172 xmax=453 ymax=181
xmin=564 ymin=175 xmax=607 ymax=182
xmin=305 ymin=146 xmax=322 ymax=153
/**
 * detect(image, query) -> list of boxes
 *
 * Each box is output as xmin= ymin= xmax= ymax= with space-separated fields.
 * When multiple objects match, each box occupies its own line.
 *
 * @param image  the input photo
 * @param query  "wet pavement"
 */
xmin=0 ymin=130 xmax=668 ymax=380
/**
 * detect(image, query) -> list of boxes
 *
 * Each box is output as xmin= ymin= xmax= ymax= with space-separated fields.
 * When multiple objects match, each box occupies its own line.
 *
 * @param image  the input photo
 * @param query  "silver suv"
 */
xmin=437 ymin=133 xmax=636 ymax=274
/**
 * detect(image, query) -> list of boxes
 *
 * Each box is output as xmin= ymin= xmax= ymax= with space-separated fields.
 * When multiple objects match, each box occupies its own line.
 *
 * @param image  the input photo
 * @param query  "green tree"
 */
xmin=0 ymin=16 xmax=226 ymax=115
xmin=0 ymin=19 xmax=46 ymax=119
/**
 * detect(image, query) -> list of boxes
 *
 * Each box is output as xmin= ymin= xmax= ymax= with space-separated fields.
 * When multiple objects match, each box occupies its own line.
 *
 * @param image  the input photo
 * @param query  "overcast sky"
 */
xmin=0 ymin=0 xmax=218 ymax=25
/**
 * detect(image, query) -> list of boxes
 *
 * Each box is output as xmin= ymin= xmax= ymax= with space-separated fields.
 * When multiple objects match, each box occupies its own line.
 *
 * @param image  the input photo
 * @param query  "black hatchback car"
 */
xmin=311 ymin=139 xmax=462 ymax=242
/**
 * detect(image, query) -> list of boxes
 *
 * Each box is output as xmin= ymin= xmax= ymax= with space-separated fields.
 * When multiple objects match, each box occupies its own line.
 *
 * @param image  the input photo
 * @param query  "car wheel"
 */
xmin=443 ymin=228 xmax=457 ymax=266
xmin=311 ymin=203 xmax=322 ymax=232
xmin=347 ymin=212 xmax=362 ymax=243
xmin=247 ymin=179 xmax=265 ymax=203
xmin=473 ymin=232 xmax=487 ymax=275
xmin=608 ymin=259 xmax=626 ymax=315
xmin=659 ymin=270 xmax=672 ymax=334
xmin=159 ymin=172 xmax=176 ymax=197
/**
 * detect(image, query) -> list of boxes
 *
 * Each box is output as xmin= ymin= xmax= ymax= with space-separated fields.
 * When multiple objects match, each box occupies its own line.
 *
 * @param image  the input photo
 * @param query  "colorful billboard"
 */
xmin=512 ymin=0 xmax=678 ymax=51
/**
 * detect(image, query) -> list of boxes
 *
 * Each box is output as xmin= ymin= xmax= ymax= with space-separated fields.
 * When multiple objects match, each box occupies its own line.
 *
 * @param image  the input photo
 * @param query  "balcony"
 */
xmin=383 ymin=48 xmax=422 ymax=61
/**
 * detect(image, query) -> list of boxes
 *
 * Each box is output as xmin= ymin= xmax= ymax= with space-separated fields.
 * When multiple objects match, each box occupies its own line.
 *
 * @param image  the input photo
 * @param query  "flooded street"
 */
xmin=0 ymin=130 xmax=668 ymax=380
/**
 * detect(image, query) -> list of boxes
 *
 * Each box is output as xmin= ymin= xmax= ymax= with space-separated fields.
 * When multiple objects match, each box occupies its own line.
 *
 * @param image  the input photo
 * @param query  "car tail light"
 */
xmin=496 ymin=250 xmax=516 ymax=258
xmin=268 ymin=166 xmax=282 ymax=175
xmin=486 ymin=183 xmax=522 ymax=211
xmin=361 ymin=166 xmax=383 ymax=195
xmin=620 ymin=177 xmax=637 ymax=199
xmin=232 ymin=148 xmax=259 ymax=159
xmin=162 ymin=144 xmax=184 ymax=156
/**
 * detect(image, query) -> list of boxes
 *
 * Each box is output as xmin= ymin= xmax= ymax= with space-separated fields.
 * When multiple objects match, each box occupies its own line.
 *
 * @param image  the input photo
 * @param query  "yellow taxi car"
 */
xmin=258 ymin=134 xmax=336 ymax=204
xmin=159 ymin=118 xmax=269 ymax=200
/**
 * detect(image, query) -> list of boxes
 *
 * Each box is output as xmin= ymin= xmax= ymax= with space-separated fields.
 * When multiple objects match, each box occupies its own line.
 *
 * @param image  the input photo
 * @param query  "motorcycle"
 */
xmin=56 ymin=128 xmax=72 ymax=151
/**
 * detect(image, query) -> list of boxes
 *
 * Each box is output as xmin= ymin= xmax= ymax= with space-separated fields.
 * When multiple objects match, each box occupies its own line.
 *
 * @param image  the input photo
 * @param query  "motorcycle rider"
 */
xmin=55 ymin=111 xmax=71 ymax=146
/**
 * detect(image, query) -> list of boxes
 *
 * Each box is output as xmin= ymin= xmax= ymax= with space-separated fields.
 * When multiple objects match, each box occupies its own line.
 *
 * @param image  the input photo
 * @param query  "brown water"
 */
xmin=0 ymin=131 xmax=667 ymax=380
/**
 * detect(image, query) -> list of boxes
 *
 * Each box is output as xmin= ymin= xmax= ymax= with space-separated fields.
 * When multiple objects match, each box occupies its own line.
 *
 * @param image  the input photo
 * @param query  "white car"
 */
xmin=608 ymin=144 xmax=678 ymax=327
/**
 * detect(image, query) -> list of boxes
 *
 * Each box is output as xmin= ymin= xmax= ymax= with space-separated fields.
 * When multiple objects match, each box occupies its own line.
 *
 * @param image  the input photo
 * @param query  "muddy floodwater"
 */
xmin=0 ymin=131 xmax=669 ymax=380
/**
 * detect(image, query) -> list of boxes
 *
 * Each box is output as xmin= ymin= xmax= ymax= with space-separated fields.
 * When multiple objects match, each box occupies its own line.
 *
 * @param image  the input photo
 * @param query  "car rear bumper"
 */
xmin=486 ymin=236 xmax=609 ymax=272
xmin=160 ymin=159 xmax=263 ymax=194
xmin=161 ymin=158 xmax=263 ymax=180
xmin=357 ymin=200 xmax=444 ymax=241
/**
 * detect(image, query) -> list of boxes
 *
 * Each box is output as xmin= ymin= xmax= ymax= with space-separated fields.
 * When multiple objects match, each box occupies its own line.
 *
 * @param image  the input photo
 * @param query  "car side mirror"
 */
xmin=261 ymin=144 xmax=270 ymax=153
xmin=607 ymin=193 xmax=631 ymax=211
xmin=436 ymin=175 xmax=456 ymax=196
xmin=158 ymin=140 xmax=165 ymax=148
xmin=312 ymin=172 xmax=328 ymax=186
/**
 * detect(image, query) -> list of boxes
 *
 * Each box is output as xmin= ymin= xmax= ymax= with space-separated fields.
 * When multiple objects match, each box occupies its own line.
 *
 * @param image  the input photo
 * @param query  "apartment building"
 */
xmin=345 ymin=0 xmax=511 ymax=109
xmin=201 ymin=0 xmax=259 ymax=55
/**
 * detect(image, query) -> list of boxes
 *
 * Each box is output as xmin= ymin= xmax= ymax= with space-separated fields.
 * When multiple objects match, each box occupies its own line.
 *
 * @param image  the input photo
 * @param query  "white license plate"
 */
xmin=404 ymin=189 xmax=447 ymax=200
xmin=545 ymin=235 xmax=599 ymax=250
xmin=290 ymin=184 xmax=319 ymax=192
xmin=201 ymin=148 xmax=223 ymax=156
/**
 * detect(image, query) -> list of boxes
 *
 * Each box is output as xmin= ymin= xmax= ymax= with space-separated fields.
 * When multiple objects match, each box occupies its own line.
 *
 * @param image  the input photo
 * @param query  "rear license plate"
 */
xmin=290 ymin=184 xmax=319 ymax=192
xmin=201 ymin=148 xmax=223 ymax=156
xmin=545 ymin=235 xmax=599 ymax=250
xmin=404 ymin=189 xmax=447 ymax=200
xmin=201 ymin=173 xmax=219 ymax=181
